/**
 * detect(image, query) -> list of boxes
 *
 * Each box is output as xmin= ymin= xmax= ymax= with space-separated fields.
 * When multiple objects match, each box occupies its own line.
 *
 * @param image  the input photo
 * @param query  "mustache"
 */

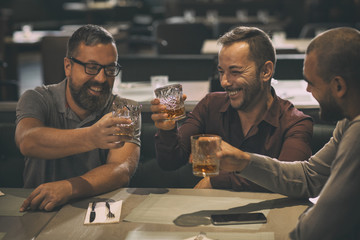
xmin=224 ymin=87 xmax=243 ymax=91
xmin=85 ymin=80 xmax=110 ymax=90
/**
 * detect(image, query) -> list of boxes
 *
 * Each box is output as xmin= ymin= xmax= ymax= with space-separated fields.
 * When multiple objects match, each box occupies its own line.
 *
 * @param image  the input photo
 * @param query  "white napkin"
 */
xmin=84 ymin=200 xmax=122 ymax=224
xmin=0 ymin=191 xmax=4 ymax=197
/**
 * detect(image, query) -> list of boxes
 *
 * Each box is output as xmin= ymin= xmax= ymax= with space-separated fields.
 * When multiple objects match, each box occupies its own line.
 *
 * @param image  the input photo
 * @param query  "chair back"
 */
xmin=41 ymin=36 xmax=69 ymax=85
xmin=153 ymin=21 xmax=212 ymax=54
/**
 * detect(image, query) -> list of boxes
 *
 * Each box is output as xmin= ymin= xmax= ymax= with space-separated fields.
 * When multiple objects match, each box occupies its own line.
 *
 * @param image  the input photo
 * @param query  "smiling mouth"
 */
xmin=226 ymin=88 xmax=243 ymax=97
xmin=89 ymin=86 xmax=104 ymax=95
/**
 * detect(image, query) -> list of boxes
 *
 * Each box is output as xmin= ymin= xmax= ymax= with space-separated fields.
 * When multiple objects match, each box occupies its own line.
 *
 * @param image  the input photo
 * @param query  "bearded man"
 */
xmin=150 ymin=26 xmax=313 ymax=190
xmin=15 ymin=25 xmax=140 ymax=211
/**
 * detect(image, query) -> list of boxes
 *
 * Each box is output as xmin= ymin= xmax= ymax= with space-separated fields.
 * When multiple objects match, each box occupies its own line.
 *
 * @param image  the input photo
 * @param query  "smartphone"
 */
xmin=210 ymin=212 xmax=267 ymax=225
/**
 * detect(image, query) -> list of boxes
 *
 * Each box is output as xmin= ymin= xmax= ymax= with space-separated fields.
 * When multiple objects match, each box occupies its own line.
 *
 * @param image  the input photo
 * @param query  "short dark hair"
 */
xmin=306 ymin=27 xmax=360 ymax=89
xmin=66 ymin=24 xmax=116 ymax=58
xmin=217 ymin=26 xmax=276 ymax=75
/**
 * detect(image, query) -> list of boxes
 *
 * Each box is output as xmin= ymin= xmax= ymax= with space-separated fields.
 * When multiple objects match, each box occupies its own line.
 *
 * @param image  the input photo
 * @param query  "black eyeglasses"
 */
xmin=69 ymin=57 xmax=122 ymax=77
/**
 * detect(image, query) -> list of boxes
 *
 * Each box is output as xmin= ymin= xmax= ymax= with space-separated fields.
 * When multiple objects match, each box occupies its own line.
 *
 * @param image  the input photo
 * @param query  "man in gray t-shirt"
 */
xmin=216 ymin=27 xmax=360 ymax=239
xmin=15 ymin=25 xmax=140 ymax=212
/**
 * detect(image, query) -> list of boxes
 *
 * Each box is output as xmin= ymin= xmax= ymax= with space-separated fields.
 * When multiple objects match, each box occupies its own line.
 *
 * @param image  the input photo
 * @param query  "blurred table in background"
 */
xmin=115 ymin=80 xmax=318 ymax=112
xmin=202 ymin=38 xmax=312 ymax=54
xmin=63 ymin=1 xmax=143 ymax=24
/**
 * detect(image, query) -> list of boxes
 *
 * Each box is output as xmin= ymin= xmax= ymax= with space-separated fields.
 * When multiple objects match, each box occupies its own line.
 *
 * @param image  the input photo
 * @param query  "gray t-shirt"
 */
xmin=16 ymin=79 xmax=141 ymax=188
xmin=240 ymin=116 xmax=360 ymax=239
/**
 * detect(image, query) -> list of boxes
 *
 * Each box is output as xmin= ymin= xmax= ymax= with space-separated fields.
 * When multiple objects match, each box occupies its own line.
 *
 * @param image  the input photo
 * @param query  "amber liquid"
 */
xmin=163 ymin=106 xmax=185 ymax=120
xmin=193 ymin=163 xmax=219 ymax=177
xmin=114 ymin=123 xmax=135 ymax=138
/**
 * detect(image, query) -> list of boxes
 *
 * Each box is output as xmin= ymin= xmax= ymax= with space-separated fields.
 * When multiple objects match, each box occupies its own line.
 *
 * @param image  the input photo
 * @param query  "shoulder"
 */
xmin=18 ymin=85 xmax=54 ymax=107
xmin=336 ymin=118 xmax=360 ymax=141
xmin=20 ymin=81 xmax=65 ymax=102
xmin=277 ymin=97 xmax=313 ymax=125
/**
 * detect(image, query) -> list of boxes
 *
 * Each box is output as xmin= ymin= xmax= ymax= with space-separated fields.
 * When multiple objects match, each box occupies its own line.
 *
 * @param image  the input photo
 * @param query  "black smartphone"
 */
xmin=210 ymin=212 xmax=267 ymax=225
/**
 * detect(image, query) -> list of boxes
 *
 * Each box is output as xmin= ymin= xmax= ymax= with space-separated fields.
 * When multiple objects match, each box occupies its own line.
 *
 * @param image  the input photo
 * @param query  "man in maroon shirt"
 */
xmin=150 ymin=26 xmax=313 ymax=191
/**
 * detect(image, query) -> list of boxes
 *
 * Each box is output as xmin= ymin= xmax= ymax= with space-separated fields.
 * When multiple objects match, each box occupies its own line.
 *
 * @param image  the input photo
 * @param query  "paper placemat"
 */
xmin=124 ymin=194 xmax=270 ymax=230
xmin=124 ymin=231 xmax=274 ymax=240
xmin=0 ymin=193 xmax=26 ymax=217
xmin=84 ymin=200 xmax=122 ymax=224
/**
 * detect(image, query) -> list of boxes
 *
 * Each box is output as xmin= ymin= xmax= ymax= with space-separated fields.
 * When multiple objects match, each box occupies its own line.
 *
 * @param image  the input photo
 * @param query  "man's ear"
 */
xmin=261 ymin=61 xmax=274 ymax=83
xmin=331 ymin=76 xmax=347 ymax=98
xmin=64 ymin=57 xmax=71 ymax=77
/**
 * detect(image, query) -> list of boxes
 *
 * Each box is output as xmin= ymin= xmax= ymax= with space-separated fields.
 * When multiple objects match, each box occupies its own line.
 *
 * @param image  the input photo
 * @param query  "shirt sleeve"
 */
xmin=16 ymin=88 xmax=51 ymax=125
xmin=239 ymin=121 xmax=344 ymax=199
xmin=290 ymin=120 xmax=360 ymax=240
xmin=154 ymin=95 xmax=210 ymax=170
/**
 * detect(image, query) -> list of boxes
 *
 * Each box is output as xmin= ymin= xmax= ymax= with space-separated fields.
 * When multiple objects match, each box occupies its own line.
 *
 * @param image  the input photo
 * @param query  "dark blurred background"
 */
xmin=1 ymin=0 xmax=360 ymax=99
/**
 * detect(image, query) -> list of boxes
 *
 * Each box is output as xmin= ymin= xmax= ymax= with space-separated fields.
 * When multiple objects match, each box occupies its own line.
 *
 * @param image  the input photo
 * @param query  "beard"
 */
xmin=69 ymin=77 xmax=111 ymax=112
xmin=319 ymin=91 xmax=344 ymax=122
xmin=227 ymin=74 xmax=263 ymax=111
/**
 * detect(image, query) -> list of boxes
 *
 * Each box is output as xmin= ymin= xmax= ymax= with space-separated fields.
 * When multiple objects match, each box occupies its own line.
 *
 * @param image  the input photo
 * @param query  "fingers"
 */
xmin=20 ymin=182 xmax=71 ymax=212
xmin=150 ymin=98 xmax=160 ymax=105
xmin=154 ymin=119 xmax=176 ymax=131
xmin=150 ymin=102 xmax=166 ymax=116
xmin=20 ymin=188 xmax=45 ymax=211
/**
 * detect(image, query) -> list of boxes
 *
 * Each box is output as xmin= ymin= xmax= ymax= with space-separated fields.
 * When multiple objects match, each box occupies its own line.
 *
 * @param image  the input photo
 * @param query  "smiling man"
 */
xmin=216 ymin=27 xmax=360 ymax=239
xmin=150 ymin=26 xmax=313 ymax=190
xmin=15 ymin=25 xmax=140 ymax=211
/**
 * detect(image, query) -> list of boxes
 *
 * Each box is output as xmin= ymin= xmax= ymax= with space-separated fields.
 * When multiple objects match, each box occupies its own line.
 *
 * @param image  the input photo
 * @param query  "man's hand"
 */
xmin=194 ymin=176 xmax=213 ymax=189
xmin=150 ymin=95 xmax=187 ymax=130
xmin=217 ymin=141 xmax=251 ymax=173
xmin=88 ymin=112 xmax=132 ymax=149
xmin=20 ymin=180 xmax=73 ymax=212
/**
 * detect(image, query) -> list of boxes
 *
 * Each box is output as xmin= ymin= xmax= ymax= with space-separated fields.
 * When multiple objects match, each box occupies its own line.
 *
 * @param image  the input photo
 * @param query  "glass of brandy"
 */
xmin=191 ymin=134 xmax=221 ymax=177
xmin=154 ymin=84 xmax=186 ymax=121
xmin=112 ymin=97 xmax=141 ymax=141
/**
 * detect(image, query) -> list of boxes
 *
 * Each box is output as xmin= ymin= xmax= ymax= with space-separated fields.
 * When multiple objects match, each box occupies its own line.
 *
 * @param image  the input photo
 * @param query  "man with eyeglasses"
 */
xmin=15 ymin=25 xmax=140 ymax=211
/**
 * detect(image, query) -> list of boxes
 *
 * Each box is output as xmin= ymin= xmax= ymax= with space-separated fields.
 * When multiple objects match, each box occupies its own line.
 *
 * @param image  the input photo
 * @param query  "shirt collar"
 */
xmin=49 ymin=78 xmax=67 ymax=114
xmin=219 ymin=87 xmax=281 ymax=128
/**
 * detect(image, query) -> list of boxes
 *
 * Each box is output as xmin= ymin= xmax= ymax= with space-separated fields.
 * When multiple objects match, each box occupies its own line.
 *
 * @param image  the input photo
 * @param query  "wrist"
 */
xmin=67 ymin=177 xmax=93 ymax=200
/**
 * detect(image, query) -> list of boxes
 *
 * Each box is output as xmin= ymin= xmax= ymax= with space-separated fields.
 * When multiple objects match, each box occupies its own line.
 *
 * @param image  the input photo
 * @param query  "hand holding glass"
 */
xmin=154 ymin=84 xmax=186 ymax=121
xmin=112 ymin=99 xmax=141 ymax=141
xmin=191 ymin=134 xmax=222 ymax=177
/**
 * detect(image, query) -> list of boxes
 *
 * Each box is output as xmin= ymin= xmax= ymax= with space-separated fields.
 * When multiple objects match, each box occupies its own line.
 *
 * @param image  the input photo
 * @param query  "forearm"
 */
xmin=240 ymin=154 xmax=312 ymax=198
xmin=69 ymin=143 xmax=140 ymax=199
xmin=155 ymin=128 xmax=190 ymax=170
xmin=18 ymin=126 xmax=95 ymax=159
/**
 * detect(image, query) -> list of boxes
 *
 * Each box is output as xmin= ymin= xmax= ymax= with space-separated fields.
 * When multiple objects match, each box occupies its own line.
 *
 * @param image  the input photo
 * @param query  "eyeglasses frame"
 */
xmin=69 ymin=57 xmax=122 ymax=77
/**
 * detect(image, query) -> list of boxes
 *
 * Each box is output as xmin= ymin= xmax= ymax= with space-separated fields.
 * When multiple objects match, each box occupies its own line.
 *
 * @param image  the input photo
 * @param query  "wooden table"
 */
xmin=0 ymin=188 xmax=311 ymax=240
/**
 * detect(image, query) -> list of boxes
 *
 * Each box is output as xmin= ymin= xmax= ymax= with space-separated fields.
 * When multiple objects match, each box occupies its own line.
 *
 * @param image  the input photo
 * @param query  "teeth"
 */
xmin=90 ymin=86 xmax=102 ymax=92
xmin=227 ymin=90 xmax=240 ymax=96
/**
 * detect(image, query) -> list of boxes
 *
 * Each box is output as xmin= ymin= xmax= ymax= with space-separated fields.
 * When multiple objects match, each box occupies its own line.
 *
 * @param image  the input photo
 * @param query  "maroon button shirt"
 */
xmin=155 ymin=88 xmax=313 ymax=191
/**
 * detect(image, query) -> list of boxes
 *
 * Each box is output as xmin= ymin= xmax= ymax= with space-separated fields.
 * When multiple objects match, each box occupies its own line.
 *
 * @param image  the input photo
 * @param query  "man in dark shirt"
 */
xmin=150 ymin=26 xmax=313 ymax=190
